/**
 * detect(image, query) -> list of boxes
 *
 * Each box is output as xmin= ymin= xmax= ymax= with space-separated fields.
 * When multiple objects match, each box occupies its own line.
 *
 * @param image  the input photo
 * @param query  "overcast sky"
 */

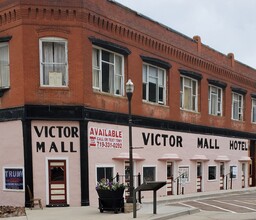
xmin=115 ymin=0 xmax=256 ymax=69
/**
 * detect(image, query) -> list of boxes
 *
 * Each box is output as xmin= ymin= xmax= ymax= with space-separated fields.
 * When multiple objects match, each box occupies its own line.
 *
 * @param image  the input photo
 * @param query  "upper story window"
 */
xmin=92 ymin=47 xmax=124 ymax=96
xmin=179 ymin=69 xmax=202 ymax=112
xmin=0 ymin=37 xmax=11 ymax=89
xmin=142 ymin=64 xmax=166 ymax=104
xmin=180 ymin=76 xmax=198 ymax=111
xmin=39 ymin=37 xmax=68 ymax=87
xmin=231 ymin=87 xmax=246 ymax=121
xmin=208 ymin=85 xmax=223 ymax=116
xmin=232 ymin=92 xmax=243 ymax=121
xmin=251 ymin=97 xmax=256 ymax=123
xmin=89 ymin=37 xmax=131 ymax=97
xmin=141 ymin=55 xmax=170 ymax=105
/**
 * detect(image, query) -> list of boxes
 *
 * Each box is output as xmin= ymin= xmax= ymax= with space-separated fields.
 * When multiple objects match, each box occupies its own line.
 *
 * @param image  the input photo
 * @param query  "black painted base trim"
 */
xmin=46 ymin=204 xmax=70 ymax=207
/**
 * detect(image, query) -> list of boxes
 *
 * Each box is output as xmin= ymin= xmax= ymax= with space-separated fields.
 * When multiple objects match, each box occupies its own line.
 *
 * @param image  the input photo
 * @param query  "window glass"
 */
xmin=180 ymin=76 xmax=198 ymax=111
xmin=230 ymin=166 xmax=237 ymax=178
xmin=209 ymin=85 xmax=222 ymax=116
xmin=97 ymin=167 xmax=113 ymax=182
xmin=40 ymin=38 xmax=68 ymax=87
xmin=0 ymin=43 xmax=10 ymax=88
xmin=251 ymin=99 xmax=256 ymax=123
xmin=142 ymin=63 xmax=166 ymax=105
xmin=92 ymin=47 xmax=124 ymax=96
xmin=232 ymin=93 xmax=243 ymax=121
xmin=208 ymin=166 xmax=216 ymax=180
xmin=143 ymin=166 xmax=156 ymax=181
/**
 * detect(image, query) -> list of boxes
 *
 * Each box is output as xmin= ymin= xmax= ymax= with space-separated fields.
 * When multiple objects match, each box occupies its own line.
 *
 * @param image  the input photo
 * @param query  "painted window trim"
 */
xmin=208 ymin=85 xmax=223 ymax=116
xmin=39 ymin=37 xmax=68 ymax=88
xmin=208 ymin=165 xmax=217 ymax=181
xmin=231 ymin=86 xmax=247 ymax=95
xmin=0 ymin=36 xmax=12 ymax=43
xmin=142 ymin=165 xmax=157 ymax=182
xmin=180 ymin=75 xmax=198 ymax=112
xmin=89 ymin=36 xmax=131 ymax=56
xmin=0 ymin=40 xmax=10 ymax=93
xmin=207 ymin=79 xmax=227 ymax=89
xmin=140 ymin=55 xmax=171 ymax=70
xmin=142 ymin=62 xmax=167 ymax=105
xmin=179 ymin=69 xmax=202 ymax=81
xmin=231 ymin=92 xmax=244 ymax=121
xmin=92 ymin=46 xmax=125 ymax=96
xmin=251 ymin=98 xmax=256 ymax=123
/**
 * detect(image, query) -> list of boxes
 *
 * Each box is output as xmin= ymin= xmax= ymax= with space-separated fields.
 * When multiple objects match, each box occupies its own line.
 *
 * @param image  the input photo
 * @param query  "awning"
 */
xmin=112 ymin=152 xmax=145 ymax=161
xmin=190 ymin=155 xmax=209 ymax=161
xmin=158 ymin=153 xmax=182 ymax=161
xmin=214 ymin=155 xmax=230 ymax=162
xmin=238 ymin=156 xmax=251 ymax=162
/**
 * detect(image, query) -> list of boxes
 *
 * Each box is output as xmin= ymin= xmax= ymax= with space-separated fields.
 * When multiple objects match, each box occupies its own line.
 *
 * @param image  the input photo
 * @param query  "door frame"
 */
xmin=45 ymin=157 xmax=70 ymax=206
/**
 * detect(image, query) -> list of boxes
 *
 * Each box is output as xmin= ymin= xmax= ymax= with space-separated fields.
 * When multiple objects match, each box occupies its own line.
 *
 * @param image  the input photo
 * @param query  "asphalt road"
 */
xmin=170 ymin=191 xmax=256 ymax=220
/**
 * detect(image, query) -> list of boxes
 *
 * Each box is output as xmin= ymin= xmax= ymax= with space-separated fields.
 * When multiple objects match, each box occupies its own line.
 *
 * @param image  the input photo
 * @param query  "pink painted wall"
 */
xmin=31 ymin=121 xmax=81 ymax=207
xmin=0 ymin=121 xmax=24 ymax=206
xmin=88 ymin=122 xmax=250 ymax=205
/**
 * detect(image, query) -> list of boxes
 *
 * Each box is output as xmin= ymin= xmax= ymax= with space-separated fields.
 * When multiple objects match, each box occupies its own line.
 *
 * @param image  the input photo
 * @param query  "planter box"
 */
xmin=97 ymin=189 xmax=125 ymax=213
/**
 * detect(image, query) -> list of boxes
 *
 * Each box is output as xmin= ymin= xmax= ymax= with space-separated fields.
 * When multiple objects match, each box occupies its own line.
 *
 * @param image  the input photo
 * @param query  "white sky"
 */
xmin=115 ymin=0 xmax=256 ymax=69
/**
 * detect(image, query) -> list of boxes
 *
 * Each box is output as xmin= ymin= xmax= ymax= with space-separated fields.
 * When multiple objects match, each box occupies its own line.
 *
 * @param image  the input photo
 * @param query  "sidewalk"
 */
xmin=6 ymin=187 xmax=256 ymax=220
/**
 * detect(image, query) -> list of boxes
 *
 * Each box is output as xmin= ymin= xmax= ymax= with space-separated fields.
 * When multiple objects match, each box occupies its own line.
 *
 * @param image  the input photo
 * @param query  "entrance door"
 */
xmin=242 ymin=163 xmax=246 ymax=188
xmin=196 ymin=162 xmax=202 ymax=192
xmin=48 ymin=160 xmax=67 ymax=206
xmin=166 ymin=162 xmax=173 ymax=195
xmin=220 ymin=162 xmax=225 ymax=190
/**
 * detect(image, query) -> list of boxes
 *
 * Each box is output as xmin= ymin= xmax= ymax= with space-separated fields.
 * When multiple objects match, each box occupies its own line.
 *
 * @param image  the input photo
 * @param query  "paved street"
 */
xmin=170 ymin=191 xmax=256 ymax=220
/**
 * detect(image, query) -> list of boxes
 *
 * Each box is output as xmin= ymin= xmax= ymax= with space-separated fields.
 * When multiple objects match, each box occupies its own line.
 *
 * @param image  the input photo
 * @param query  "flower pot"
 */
xmin=97 ymin=189 xmax=125 ymax=213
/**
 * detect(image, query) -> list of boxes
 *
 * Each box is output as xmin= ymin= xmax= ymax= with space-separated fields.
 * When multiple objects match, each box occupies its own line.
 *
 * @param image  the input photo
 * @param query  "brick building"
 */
xmin=0 ymin=0 xmax=255 ymax=207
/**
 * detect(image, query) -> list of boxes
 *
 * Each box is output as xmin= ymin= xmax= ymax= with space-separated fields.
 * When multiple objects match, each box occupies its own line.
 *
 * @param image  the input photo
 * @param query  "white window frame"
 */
xmin=208 ymin=85 xmax=223 ymax=116
xmin=142 ymin=165 xmax=156 ymax=182
xmin=92 ymin=46 xmax=124 ymax=96
xmin=96 ymin=165 xmax=115 ymax=183
xmin=232 ymin=92 xmax=243 ymax=121
xmin=251 ymin=98 xmax=256 ymax=123
xmin=39 ymin=37 xmax=68 ymax=87
xmin=208 ymin=165 xmax=217 ymax=181
xmin=0 ymin=42 xmax=10 ymax=88
xmin=142 ymin=63 xmax=167 ymax=105
xmin=180 ymin=76 xmax=198 ymax=112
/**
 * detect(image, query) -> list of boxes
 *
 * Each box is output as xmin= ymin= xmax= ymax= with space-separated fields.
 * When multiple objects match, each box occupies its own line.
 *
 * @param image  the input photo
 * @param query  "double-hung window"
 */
xmin=0 ymin=42 xmax=10 ymax=88
xmin=39 ymin=37 xmax=68 ymax=87
xmin=232 ymin=92 xmax=243 ymax=121
xmin=251 ymin=98 xmax=256 ymax=123
xmin=208 ymin=85 xmax=222 ymax=116
xmin=92 ymin=47 xmax=124 ymax=96
xmin=142 ymin=64 xmax=166 ymax=104
xmin=180 ymin=76 xmax=198 ymax=111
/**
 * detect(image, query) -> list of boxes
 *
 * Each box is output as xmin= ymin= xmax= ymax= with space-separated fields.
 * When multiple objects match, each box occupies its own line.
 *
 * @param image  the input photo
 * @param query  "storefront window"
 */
xmin=143 ymin=166 xmax=156 ymax=182
xmin=97 ymin=167 xmax=113 ymax=182
xmin=208 ymin=166 xmax=216 ymax=180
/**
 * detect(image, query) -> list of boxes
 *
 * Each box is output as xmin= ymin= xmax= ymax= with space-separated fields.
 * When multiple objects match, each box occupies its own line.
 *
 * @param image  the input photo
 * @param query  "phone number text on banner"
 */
xmin=89 ymin=127 xmax=123 ymax=149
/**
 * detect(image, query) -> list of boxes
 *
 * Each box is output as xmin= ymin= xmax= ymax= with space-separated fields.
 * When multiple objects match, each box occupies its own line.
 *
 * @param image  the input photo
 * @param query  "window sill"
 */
xmin=180 ymin=108 xmax=199 ymax=114
xmin=142 ymin=100 xmax=169 ymax=108
xmin=231 ymin=119 xmax=244 ymax=123
xmin=93 ymin=89 xmax=125 ymax=99
xmin=39 ymin=86 xmax=69 ymax=91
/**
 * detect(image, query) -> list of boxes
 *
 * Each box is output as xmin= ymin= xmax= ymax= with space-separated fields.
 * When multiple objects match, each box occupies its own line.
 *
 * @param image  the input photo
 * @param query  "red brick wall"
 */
xmin=0 ymin=0 xmax=256 ymax=133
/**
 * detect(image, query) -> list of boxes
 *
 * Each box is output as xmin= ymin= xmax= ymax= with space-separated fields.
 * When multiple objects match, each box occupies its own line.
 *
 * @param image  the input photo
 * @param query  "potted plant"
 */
xmin=96 ymin=178 xmax=125 ymax=213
